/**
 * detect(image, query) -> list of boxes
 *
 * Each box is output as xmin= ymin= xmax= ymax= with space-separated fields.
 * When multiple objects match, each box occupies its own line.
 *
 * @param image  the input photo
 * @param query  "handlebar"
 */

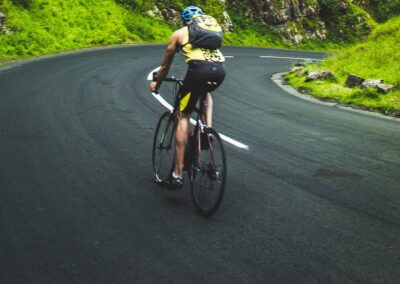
xmin=164 ymin=77 xmax=181 ymax=83
xmin=152 ymin=71 xmax=182 ymax=84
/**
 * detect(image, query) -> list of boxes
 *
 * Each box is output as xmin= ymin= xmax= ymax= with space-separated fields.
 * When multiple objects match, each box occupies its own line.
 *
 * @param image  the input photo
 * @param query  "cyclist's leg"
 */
xmin=173 ymin=61 xmax=225 ymax=179
xmin=202 ymin=62 xmax=226 ymax=127
xmin=174 ymin=111 xmax=190 ymax=177
xmin=172 ymin=74 xmax=199 ymax=179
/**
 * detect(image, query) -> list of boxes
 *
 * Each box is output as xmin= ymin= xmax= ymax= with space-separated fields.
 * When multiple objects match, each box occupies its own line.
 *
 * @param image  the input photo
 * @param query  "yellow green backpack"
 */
xmin=186 ymin=14 xmax=223 ymax=50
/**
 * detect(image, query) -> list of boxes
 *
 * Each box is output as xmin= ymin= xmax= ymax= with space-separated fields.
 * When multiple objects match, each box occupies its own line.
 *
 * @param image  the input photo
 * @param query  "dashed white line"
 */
xmin=260 ymin=55 xmax=323 ymax=61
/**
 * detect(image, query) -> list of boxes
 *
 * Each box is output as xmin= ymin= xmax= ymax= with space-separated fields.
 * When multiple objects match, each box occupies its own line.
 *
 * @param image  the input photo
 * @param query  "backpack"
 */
xmin=186 ymin=14 xmax=223 ymax=50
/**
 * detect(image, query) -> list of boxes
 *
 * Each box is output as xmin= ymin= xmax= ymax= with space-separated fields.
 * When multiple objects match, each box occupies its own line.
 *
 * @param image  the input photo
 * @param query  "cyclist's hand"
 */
xmin=149 ymin=82 xmax=157 ymax=92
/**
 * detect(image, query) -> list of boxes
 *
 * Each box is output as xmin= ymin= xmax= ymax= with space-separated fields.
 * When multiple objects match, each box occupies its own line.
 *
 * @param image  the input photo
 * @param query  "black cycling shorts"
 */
xmin=179 ymin=60 xmax=225 ymax=114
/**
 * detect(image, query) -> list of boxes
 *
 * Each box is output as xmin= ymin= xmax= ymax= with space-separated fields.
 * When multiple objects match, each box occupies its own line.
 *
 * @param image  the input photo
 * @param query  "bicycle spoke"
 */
xmin=190 ymin=128 xmax=226 ymax=216
xmin=152 ymin=112 xmax=175 ymax=184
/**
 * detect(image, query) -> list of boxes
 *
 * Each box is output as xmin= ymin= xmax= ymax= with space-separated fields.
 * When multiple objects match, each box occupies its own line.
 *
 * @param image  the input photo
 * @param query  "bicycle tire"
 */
xmin=152 ymin=111 xmax=176 ymax=184
xmin=190 ymin=127 xmax=227 ymax=216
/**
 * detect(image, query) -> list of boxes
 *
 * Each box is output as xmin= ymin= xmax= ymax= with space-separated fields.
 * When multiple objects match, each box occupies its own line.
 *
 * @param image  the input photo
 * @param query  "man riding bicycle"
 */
xmin=149 ymin=6 xmax=226 ymax=189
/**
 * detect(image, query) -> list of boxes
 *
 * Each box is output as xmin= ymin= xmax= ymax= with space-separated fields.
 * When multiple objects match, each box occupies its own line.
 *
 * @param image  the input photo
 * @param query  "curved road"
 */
xmin=1 ymin=46 xmax=399 ymax=283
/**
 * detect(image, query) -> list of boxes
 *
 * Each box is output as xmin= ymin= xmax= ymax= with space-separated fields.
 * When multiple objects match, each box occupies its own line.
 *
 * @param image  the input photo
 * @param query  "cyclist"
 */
xmin=149 ymin=6 xmax=225 ymax=189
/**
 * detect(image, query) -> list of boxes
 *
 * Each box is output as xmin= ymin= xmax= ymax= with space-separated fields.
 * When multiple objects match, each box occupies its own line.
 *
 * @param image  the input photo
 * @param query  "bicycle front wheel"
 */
xmin=190 ymin=127 xmax=227 ymax=216
xmin=152 ymin=111 xmax=176 ymax=184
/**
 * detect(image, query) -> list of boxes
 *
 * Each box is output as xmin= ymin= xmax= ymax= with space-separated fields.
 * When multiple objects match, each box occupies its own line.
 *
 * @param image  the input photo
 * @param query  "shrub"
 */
xmin=10 ymin=0 xmax=32 ymax=9
xmin=319 ymin=0 xmax=343 ymax=11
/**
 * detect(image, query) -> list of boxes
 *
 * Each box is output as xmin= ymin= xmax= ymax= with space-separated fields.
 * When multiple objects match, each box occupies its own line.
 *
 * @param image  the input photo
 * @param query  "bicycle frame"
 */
xmin=152 ymin=74 xmax=227 ymax=216
xmin=161 ymin=76 xmax=213 ymax=173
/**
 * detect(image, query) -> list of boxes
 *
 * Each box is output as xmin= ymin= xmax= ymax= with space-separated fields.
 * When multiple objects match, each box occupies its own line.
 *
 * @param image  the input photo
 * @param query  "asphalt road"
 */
xmin=0 ymin=46 xmax=399 ymax=283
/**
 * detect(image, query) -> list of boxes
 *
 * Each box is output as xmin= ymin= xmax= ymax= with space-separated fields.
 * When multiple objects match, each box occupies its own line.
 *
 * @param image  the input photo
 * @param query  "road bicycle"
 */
xmin=151 ymin=75 xmax=227 ymax=216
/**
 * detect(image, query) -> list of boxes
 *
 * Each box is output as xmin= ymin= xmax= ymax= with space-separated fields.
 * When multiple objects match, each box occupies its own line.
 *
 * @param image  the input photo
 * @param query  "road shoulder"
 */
xmin=272 ymin=72 xmax=400 ymax=122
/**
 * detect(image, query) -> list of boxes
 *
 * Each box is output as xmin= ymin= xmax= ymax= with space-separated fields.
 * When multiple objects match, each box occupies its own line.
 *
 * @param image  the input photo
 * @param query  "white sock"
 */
xmin=172 ymin=172 xmax=181 ymax=179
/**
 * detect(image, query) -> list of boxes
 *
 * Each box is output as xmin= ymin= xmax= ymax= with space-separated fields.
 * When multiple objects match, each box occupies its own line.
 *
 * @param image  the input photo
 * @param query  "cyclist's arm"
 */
xmin=151 ymin=31 xmax=181 ymax=91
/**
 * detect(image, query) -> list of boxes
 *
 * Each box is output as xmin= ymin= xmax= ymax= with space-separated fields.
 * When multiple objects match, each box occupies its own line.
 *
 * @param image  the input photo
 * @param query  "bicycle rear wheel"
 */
xmin=152 ymin=111 xmax=176 ymax=184
xmin=190 ymin=127 xmax=227 ymax=216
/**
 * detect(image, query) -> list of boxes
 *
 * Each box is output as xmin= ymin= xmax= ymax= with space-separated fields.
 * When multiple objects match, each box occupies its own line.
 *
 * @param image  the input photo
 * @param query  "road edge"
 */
xmin=272 ymin=72 xmax=400 ymax=123
xmin=0 ymin=43 xmax=164 ymax=74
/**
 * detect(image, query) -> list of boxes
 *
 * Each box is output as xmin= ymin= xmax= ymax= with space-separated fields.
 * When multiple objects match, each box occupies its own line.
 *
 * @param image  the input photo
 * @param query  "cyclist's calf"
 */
xmin=174 ymin=113 xmax=190 ymax=177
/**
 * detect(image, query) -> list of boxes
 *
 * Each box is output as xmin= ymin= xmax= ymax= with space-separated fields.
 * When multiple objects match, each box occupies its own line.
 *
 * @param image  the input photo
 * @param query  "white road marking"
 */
xmin=151 ymin=92 xmax=173 ymax=112
xmin=147 ymin=66 xmax=160 ymax=80
xmin=225 ymin=56 xmax=234 ymax=58
xmin=260 ymin=55 xmax=323 ymax=61
xmin=148 ymin=67 xmax=249 ymax=150
xmin=219 ymin=134 xmax=250 ymax=150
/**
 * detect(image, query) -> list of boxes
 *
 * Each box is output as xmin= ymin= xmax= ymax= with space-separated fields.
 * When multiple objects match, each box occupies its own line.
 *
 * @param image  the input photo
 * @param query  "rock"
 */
xmin=294 ymin=60 xmax=314 ymax=67
xmin=304 ymin=21 xmax=327 ymax=40
xmin=291 ymin=66 xmax=308 ymax=76
xmin=377 ymin=84 xmax=394 ymax=94
xmin=146 ymin=6 xmax=163 ymax=19
xmin=294 ymin=62 xmax=306 ymax=67
xmin=338 ymin=1 xmax=349 ymax=11
xmin=160 ymin=8 xmax=181 ymax=26
xmin=345 ymin=73 xmax=365 ymax=87
xmin=0 ymin=11 xmax=10 ymax=35
xmin=147 ymin=5 xmax=234 ymax=32
xmin=305 ymin=70 xmax=334 ymax=82
xmin=277 ymin=25 xmax=303 ymax=44
xmin=222 ymin=11 xmax=234 ymax=32
xmin=0 ymin=11 xmax=5 ymax=25
xmin=147 ymin=0 xmax=374 ymax=46
xmin=362 ymin=79 xmax=384 ymax=89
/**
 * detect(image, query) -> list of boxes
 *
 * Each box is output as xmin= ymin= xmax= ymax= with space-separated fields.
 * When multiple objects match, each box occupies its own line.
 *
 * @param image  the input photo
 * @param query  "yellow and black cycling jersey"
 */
xmin=181 ymin=26 xmax=225 ymax=63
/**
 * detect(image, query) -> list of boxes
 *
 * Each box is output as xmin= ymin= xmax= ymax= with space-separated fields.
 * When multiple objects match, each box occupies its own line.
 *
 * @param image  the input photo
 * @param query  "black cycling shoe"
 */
xmin=168 ymin=174 xmax=183 ymax=190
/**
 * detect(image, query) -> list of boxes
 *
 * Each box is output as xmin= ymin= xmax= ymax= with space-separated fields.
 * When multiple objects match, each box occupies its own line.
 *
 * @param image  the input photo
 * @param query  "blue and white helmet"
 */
xmin=181 ymin=6 xmax=203 ymax=22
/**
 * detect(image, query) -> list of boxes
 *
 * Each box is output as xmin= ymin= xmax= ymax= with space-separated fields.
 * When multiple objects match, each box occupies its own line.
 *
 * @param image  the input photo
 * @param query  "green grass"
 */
xmin=0 ymin=0 xmax=358 ymax=62
xmin=223 ymin=13 xmax=287 ymax=48
xmin=0 ymin=0 xmax=174 ymax=60
xmin=285 ymin=16 xmax=400 ymax=115
xmin=220 ymin=12 xmax=344 ymax=51
xmin=358 ymin=0 xmax=400 ymax=22
xmin=323 ymin=17 xmax=400 ymax=83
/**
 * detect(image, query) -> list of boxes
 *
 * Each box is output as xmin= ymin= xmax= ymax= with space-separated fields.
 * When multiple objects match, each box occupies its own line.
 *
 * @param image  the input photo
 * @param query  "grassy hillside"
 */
xmin=355 ymin=0 xmax=400 ymax=22
xmin=0 ymin=0 xmax=174 ymax=61
xmin=0 ymin=0 xmax=380 ymax=62
xmin=286 ymin=16 xmax=400 ymax=115
xmin=118 ymin=0 xmax=287 ymax=47
xmin=319 ymin=1 xmax=376 ymax=43
xmin=0 ymin=0 xmax=290 ymax=62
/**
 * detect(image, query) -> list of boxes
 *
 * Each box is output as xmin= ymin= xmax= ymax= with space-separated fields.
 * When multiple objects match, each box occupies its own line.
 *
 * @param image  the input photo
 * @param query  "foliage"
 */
xmin=319 ymin=1 xmax=376 ymax=43
xmin=0 ymin=0 xmax=396 ymax=62
xmin=0 ymin=0 xmax=173 ymax=59
xmin=10 ymin=0 xmax=32 ymax=8
xmin=286 ymin=16 xmax=400 ymax=113
xmin=354 ymin=0 xmax=400 ymax=22
xmin=318 ymin=0 xmax=343 ymax=10
xmin=323 ymin=16 xmax=400 ymax=84
xmin=129 ymin=0 xmax=227 ymax=23
xmin=117 ymin=0 xmax=146 ymax=10
xmin=224 ymin=11 xmax=286 ymax=47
